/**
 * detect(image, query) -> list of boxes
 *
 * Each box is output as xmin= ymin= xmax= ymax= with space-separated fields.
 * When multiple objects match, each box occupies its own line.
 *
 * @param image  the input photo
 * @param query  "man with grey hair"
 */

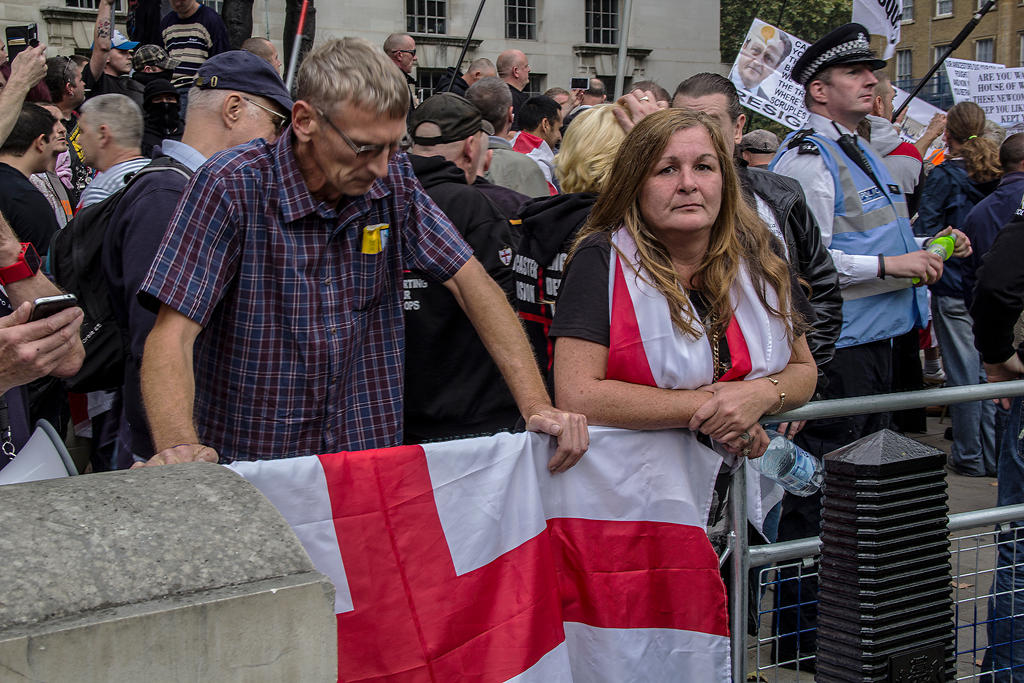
xmin=466 ymin=76 xmax=548 ymax=198
xmin=437 ymin=57 xmax=497 ymax=96
xmin=384 ymin=32 xmax=418 ymax=118
xmin=76 ymin=94 xmax=148 ymax=208
xmin=135 ymin=38 xmax=587 ymax=469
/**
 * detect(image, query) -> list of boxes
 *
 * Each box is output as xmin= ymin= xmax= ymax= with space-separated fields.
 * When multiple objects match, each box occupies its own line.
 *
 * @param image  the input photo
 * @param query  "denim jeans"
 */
xmin=983 ymin=396 xmax=1024 ymax=681
xmin=931 ymin=295 xmax=998 ymax=475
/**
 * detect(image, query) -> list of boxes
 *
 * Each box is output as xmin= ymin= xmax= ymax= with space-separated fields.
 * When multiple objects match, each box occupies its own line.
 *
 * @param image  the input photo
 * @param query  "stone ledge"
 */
xmin=411 ymin=33 xmax=483 ymax=50
xmin=572 ymin=43 xmax=653 ymax=59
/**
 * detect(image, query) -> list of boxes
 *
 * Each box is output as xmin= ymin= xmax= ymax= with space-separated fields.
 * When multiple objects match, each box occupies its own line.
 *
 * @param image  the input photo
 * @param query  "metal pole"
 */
xmin=891 ymin=0 xmax=996 ymax=121
xmin=747 ymin=503 xmax=1024 ymax=566
xmin=445 ymin=0 xmax=487 ymax=92
xmin=765 ymin=379 xmax=1024 ymax=424
xmin=612 ymin=0 xmax=633 ymax=99
xmin=284 ymin=0 xmax=309 ymax=93
xmin=264 ymin=0 xmax=271 ymax=39
xmin=729 ymin=461 xmax=749 ymax=683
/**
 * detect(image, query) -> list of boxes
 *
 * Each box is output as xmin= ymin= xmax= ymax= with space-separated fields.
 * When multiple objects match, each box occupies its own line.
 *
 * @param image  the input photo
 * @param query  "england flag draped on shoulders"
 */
xmin=229 ymin=427 xmax=732 ymax=682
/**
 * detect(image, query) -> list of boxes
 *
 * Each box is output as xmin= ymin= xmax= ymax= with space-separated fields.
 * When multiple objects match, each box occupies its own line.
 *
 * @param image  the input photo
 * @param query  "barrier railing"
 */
xmin=729 ymin=379 xmax=1024 ymax=682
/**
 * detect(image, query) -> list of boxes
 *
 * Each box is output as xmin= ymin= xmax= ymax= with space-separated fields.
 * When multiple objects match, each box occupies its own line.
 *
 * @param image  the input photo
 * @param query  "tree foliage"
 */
xmin=720 ymin=0 xmax=853 ymax=65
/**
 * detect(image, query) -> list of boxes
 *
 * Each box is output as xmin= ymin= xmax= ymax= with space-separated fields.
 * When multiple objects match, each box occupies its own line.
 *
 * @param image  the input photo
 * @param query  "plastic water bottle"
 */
xmin=748 ymin=429 xmax=824 ymax=496
xmin=911 ymin=235 xmax=956 ymax=285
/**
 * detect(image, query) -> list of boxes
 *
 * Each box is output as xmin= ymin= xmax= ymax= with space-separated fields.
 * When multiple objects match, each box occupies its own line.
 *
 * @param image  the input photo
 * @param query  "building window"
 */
xmin=524 ymin=73 xmax=545 ymax=96
xmin=416 ymin=69 xmax=448 ymax=101
xmin=506 ymin=0 xmax=537 ymax=40
xmin=585 ymin=0 xmax=618 ymax=45
xmin=935 ymin=0 xmax=952 ymax=14
xmin=896 ymin=49 xmax=913 ymax=85
xmin=1020 ymin=33 xmax=1024 ymax=66
xmin=407 ymin=0 xmax=447 ymax=34
xmin=902 ymin=0 xmax=914 ymax=21
xmin=65 ymin=0 xmax=124 ymax=8
xmin=976 ymin=38 xmax=995 ymax=62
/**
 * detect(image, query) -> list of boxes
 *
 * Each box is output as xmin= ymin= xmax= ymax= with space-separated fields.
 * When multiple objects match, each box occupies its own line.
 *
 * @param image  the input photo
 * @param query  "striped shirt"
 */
xmin=160 ymin=4 xmax=230 ymax=90
xmin=139 ymin=131 xmax=473 ymax=461
xmin=77 ymin=157 xmax=151 ymax=209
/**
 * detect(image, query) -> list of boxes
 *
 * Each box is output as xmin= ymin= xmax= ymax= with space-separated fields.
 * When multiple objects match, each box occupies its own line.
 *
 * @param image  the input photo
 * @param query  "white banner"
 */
xmin=730 ymin=18 xmax=809 ymax=130
xmin=853 ymin=0 xmax=902 ymax=59
xmin=944 ymin=57 xmax=1005 ymax=104
xmin=967 ymin=67 xmax=1024 ymax=127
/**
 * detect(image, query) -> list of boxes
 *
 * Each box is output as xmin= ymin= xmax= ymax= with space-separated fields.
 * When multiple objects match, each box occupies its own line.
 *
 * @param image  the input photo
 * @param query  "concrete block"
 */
xmin=0 ymin=463 xmax=337 ymax=681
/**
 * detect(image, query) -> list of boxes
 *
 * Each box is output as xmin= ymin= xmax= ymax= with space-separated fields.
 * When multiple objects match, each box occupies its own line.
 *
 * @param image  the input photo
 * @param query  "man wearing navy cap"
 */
xmin=86 ymin=0 xmax=144 ymax=107
xmin=101 ymin=50 xmax=291 ymax=466
xmin=768 ymin=23 xmax=971 ymax=667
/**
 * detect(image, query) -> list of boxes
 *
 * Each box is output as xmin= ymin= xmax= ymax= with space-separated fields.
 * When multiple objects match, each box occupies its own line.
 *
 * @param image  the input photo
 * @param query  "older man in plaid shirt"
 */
xmin=135 ymin=38 xmax=587 ymax=471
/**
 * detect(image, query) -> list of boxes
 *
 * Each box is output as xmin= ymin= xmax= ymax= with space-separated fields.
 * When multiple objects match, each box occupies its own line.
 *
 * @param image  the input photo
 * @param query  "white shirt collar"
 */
xmin=806 ymin=112 xmax=858 ymax=141
xmin=160 ymin=139 xmax=207 ymax=172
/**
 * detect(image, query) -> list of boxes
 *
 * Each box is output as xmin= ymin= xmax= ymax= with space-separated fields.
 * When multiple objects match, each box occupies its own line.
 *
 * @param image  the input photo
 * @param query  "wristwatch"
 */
xmin=0 ymin=242 xmax=41 ymax=286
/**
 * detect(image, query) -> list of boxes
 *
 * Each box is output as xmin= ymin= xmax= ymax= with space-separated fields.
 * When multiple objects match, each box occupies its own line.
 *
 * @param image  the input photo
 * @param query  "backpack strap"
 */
xmin=122 ymin=158 xmax=192 ymax=190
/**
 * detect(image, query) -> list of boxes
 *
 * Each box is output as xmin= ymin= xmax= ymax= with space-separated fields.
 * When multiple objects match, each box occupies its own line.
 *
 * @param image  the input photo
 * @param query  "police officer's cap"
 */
xmin=790 ymin=23 xmax=886 ymax=87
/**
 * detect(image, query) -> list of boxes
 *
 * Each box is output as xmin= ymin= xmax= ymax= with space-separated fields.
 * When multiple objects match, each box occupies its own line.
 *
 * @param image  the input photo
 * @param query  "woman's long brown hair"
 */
xmin=572 ymin=108 xmax=798 ymax=342
xmin=947 ymin=101 xmax=1001 ymax=183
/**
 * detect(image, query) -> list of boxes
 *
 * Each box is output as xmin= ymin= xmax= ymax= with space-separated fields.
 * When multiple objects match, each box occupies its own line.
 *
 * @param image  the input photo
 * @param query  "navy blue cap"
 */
xmin=791 ymin=23 xmax=887 ymax=87
xmin=193 ymin=50 xmax=293 ymax=113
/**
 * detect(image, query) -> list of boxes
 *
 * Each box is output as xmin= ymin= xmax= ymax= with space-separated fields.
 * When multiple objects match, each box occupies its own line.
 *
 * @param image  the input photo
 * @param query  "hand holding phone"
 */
xmin=29 ymin=294 xmax=79 ymax=322
xmin=570 ymin=77 xmax=589 ymax=91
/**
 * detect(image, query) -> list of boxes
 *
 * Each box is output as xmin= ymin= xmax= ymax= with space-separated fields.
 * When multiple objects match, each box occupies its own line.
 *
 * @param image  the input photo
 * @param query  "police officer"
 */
xmin=768 ymin=23 xmax=969 ymax=668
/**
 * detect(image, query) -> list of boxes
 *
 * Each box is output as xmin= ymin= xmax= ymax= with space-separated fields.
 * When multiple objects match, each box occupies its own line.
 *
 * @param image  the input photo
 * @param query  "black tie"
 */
xmin=834 ymin=123 xmax=889 ymax=199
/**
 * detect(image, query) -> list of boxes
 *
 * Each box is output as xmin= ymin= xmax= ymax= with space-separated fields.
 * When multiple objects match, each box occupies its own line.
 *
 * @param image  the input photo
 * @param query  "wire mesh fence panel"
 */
xmin=747 ymin=558 xmax=819 ymax=682
xmin=951 ymin=523 xmax=1024 ymax=681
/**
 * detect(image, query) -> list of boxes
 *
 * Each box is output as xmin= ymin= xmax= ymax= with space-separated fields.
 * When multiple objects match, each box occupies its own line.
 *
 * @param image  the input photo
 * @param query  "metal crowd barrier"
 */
xmin=729 ymin=379 xmax=1024 ymax=682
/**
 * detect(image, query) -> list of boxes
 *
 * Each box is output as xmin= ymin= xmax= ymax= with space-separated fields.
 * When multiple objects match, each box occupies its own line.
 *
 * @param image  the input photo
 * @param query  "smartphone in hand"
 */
xmin=29 ymin=294 xmax=78 ymax=322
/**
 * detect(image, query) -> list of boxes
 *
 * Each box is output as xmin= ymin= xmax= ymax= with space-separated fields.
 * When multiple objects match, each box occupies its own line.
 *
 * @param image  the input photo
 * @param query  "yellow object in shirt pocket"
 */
xmin=361 ymin=223 xmax=390 ymax=255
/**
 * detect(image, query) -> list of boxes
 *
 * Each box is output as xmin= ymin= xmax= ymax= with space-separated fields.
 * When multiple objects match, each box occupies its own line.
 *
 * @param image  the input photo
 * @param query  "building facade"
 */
xmin=2 ymin=0 xmax=722 ymax=101
xmin=884 ymin=0 xmax=1024 ymax=110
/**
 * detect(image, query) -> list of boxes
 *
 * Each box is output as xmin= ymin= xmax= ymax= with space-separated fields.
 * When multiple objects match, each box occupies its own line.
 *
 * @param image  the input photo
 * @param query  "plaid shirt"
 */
xmin=140 ymin=132 xmax=472 ymax=461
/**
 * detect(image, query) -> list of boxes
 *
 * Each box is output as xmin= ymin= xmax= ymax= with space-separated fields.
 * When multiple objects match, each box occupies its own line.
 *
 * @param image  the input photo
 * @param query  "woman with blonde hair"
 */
xmin=513 ymin=103 xmax=627 ymax=373
xmin=918 ymin=100 xmax=1002 ymax=477
xmin=550 ymin=107 xmax=816 ymax=456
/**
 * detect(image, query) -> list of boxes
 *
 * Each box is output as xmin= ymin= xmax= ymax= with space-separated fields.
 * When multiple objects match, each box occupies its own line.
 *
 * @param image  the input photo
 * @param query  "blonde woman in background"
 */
xmin=512 ymin=103 xmax=628 ymax=374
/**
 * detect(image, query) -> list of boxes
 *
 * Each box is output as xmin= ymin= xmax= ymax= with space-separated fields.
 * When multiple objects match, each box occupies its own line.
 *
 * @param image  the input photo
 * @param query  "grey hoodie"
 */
xmin=865 ymin=114 xmax=923 ymax=198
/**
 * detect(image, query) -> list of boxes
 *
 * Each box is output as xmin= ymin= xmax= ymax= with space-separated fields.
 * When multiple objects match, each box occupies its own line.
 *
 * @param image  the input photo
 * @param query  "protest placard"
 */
xmin=893 ymin=86 xmax=945 ymax=155
xmin=967 ymin=67 xmax=1024 ymax=127
xmin=730 ymin=18 xmax=809 ymax=130
xmin=853 ymin=0 xmax=902 ymax=59
xmin=944 ymin=57 xmax=1004 ymax=104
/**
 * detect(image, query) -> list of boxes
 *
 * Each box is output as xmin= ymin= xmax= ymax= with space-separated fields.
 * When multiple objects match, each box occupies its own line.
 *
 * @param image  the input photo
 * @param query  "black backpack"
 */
xmin=48 ymin=158 xmax=192 ymax=393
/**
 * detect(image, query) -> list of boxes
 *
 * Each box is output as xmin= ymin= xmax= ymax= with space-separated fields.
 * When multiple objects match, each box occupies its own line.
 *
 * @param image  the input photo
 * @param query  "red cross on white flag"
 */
xmin=231 ymin=427 xmax=731 ymax=681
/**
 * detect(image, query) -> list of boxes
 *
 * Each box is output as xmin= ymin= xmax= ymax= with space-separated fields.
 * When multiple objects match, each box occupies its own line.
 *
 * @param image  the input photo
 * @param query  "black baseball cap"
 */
xmin=410 ymin=93 xmax=494 ymax=145
xmin=791 ymin=23 xmax=887 ymax=87
xmin=193 ymin=50 xmax=293 ymax=113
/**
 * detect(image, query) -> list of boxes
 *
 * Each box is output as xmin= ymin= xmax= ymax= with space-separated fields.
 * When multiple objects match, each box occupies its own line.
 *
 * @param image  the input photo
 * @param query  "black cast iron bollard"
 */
xmin=815 ymin=429 xmax=954 ymax=682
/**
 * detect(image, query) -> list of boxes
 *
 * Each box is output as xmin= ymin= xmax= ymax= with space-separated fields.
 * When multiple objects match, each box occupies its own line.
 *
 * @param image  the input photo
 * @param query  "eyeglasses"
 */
xmin=242 ymin=96 xmax=288 ymax=135
xmin=61 ymin=55 xmax=75 ymax=88
xmin=391 ymin=49 xmax=416 ymax=57
xmin=315 ymin=108 xmax=397 ymax=159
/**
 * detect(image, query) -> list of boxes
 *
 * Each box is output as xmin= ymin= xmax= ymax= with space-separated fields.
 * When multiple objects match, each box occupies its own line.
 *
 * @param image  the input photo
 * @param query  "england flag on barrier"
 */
xmin=229 ymin=427 xmax=731 ymax=682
